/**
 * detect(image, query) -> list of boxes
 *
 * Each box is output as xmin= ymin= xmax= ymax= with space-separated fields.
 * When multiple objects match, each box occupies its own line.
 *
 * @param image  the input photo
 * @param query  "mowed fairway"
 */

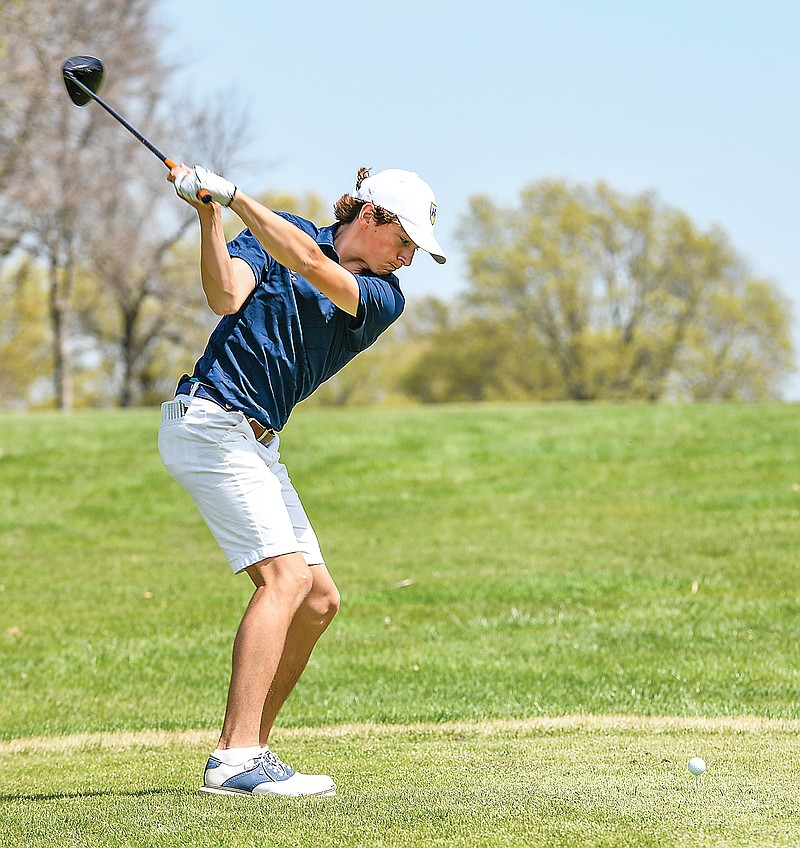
xmin=1 ymin=403 xmax=798 ymax=846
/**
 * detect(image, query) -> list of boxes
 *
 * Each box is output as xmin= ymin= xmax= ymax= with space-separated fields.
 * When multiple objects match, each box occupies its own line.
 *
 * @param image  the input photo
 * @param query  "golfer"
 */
xmin=158 ymin=163 xmax=445 ymax=797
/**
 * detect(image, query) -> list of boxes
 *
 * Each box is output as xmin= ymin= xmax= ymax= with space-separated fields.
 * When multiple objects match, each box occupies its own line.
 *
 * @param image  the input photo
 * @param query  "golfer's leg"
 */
xmin=259 ymin=565 xmax=340 ymax=745
xmin=217 ymin=552 xmax=312 ymax=750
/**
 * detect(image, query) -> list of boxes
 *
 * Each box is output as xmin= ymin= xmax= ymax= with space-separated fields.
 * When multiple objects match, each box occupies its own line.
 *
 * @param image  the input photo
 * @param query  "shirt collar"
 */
xmin=316 ymin=223 xmax=340 ymax=262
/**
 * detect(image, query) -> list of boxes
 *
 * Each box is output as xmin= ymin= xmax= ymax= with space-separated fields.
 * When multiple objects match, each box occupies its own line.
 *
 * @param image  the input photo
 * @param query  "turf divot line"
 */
xmin=2 ymin=714 xmax=797 ymax=754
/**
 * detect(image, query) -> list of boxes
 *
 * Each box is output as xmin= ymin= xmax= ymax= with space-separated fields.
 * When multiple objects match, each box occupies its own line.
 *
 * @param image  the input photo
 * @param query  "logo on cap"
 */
xmin=430 ymin=202 xmax=437 ymax=227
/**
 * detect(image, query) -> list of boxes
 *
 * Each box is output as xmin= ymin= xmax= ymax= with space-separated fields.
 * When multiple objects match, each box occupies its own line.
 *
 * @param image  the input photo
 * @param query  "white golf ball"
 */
xmin=688 ymin=757 xmax=706 ymax=775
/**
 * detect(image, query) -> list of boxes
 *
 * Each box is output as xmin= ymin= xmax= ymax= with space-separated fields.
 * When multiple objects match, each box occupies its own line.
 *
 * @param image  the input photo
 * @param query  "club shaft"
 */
xmin=64 ymin=71 xmax=172 ymax=166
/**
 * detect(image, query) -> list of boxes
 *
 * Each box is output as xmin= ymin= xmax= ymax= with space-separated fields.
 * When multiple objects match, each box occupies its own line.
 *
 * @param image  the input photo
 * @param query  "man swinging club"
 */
xmin=158 ymin=162 xmax=446 ymax=797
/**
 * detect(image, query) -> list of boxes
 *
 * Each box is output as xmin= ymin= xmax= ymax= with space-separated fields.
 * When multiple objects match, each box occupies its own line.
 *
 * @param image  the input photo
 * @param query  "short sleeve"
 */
xmin=346 ymin=274 xmax=405 ymax=350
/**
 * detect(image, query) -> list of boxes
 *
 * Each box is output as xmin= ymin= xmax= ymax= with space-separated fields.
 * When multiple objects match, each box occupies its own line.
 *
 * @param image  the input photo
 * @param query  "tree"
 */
xmin=0 ymin=1 xmax=42 ymax=265
xmin=0 ymin=0 xmax=246 ymax=409
xmin=0 ymin=257 xmax=51 ymax=407
xmin=671 ymin=278 xmax=794 ymax=401
xmin=417 ymin=180 xmax=794 ymax=402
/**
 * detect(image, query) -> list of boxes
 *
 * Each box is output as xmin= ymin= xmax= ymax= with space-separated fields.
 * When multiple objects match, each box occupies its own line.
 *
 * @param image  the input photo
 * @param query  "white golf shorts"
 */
xmin=158 ymin=395 xmax=324 ymax=573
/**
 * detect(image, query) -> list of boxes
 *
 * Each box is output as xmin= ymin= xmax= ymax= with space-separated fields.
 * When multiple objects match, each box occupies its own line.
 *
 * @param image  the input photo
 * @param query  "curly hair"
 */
xmin=333 ymin=167 xmax=400 ymax=226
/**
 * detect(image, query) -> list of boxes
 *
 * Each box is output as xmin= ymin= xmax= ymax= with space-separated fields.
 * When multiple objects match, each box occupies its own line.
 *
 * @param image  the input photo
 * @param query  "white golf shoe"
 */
xmin=199 ymin=748 xmax=336 ymax=797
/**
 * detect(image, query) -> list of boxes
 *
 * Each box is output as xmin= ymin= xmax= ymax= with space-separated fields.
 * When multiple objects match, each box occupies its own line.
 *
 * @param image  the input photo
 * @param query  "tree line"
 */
xmin=0 ymin=0 xmax=242 ymax=410
xmin=307 ymin=181 xmax=794 ymax=406
xmin=1 ymin=0 xmax=794 ymax=410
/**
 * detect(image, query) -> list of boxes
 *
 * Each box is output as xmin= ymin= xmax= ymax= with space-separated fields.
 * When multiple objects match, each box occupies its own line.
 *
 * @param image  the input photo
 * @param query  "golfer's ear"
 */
xmin=358 ymin=203 xmax=375 ymax=227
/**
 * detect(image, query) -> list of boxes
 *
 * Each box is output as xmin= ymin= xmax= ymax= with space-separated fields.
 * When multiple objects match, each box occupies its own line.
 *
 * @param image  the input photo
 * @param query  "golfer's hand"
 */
xmin=170 ymin=164 xmax=236 ymax=207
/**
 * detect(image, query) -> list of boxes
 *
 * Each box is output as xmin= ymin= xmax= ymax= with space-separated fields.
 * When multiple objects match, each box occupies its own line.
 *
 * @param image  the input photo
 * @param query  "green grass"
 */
xmin=1 ymin=402 xmax=798 ymax=846
xmin=1 ymin=718 xmax=798 ymax=847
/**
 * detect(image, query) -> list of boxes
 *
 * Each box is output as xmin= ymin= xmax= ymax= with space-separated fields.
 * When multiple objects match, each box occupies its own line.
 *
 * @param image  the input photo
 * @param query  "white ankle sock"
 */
xmin=213 ymin=746 xmax=263 ymax=765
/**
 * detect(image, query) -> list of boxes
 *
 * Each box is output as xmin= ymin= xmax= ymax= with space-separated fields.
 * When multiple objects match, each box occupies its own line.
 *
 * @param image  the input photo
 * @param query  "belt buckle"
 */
xmin=247 ymin=417 xmax=275 ymax=444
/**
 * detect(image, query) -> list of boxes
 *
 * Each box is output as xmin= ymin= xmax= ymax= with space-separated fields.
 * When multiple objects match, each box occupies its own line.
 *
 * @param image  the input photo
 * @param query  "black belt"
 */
xmin=177 ymin=379 xmax=230 ymax=409
xmin=176 ymin=380 xmax=276 ymax=444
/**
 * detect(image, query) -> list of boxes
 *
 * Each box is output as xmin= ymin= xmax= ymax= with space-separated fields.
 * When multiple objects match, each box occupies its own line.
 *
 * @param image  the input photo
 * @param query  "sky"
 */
xmin=156 ymin=0 xmax=800 ymax=397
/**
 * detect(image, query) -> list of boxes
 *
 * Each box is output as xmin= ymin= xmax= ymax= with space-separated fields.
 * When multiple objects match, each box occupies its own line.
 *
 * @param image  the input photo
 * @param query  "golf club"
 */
xmin=61 ymin=55 xmax=211 ymax=203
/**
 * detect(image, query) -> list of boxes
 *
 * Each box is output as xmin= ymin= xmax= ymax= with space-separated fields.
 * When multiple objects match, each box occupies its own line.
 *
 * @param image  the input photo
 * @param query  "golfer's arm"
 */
xmin=197 ymin=205 xmax=255 ymax=315
xmin=230 ymin=191 xmax=360 ymax=317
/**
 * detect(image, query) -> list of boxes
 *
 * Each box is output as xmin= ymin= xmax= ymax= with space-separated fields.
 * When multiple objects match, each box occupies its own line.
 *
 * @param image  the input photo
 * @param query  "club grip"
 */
xmin=165 ymin=159 xmax=213 ymax=204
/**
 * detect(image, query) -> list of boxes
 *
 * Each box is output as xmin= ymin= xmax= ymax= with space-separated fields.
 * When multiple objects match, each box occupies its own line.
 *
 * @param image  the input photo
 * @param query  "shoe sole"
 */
xmin=199 ymin=785 xmax=336 ymax=798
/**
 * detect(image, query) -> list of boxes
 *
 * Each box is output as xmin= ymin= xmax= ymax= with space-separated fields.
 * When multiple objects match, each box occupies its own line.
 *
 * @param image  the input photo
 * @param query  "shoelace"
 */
xmin=261 ymin=749 xmax=293 ymax=777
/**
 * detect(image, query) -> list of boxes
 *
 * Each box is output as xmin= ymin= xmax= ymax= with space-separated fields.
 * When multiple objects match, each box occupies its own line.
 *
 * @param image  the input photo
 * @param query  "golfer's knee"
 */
xmin=247 ymin=554 xmax=313 ymax=604
xmin=324 ymin=585 xmax=341 ymax=622
xmin=278 ymin=560 xmax=314 ymax=603
xmin=304 ymin=581 xmax=340 ymax=627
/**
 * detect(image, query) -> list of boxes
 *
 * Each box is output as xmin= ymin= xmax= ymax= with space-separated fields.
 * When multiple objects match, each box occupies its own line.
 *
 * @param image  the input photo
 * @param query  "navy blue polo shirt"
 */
xmin=188 ymin=213 xmax=405 ymax=431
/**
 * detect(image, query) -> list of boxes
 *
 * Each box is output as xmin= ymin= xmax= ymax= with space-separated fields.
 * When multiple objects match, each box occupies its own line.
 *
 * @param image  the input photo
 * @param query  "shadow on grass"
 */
xmin=0 ymin=788 xmax=181 ymax=802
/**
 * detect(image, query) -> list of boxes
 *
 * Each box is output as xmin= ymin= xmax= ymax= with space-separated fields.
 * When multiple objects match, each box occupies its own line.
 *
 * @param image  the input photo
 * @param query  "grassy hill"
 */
xmin=1 ymin=402 xmax=797 ymax=846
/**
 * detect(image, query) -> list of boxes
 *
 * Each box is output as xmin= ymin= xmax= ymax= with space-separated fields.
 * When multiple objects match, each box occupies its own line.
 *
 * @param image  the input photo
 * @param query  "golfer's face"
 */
xmin=364 ymin=220 xmax=417 ymax=276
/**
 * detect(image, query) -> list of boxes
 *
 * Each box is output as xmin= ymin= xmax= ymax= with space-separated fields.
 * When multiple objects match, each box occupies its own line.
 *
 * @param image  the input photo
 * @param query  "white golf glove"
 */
xmin=175 ymin=165 xmax=236 ymax=206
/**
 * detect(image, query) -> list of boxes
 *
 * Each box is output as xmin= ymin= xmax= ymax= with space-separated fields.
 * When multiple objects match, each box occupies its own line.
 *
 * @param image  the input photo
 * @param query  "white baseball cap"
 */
xmin=353 ymin=169 xmax=446 ymax=264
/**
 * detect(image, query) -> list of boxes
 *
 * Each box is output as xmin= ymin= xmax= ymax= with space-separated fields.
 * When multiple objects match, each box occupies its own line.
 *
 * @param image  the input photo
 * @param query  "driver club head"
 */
xmin=62 ymin=55 xmax=104 ymax=106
